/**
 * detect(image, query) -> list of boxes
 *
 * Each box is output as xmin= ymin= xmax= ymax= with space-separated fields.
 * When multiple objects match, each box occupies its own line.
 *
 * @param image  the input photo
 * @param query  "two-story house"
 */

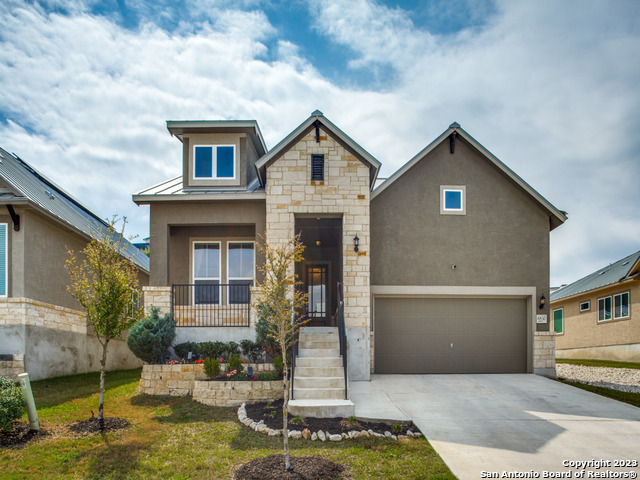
xmin=134 ymin=110 xmax=566 ymax=416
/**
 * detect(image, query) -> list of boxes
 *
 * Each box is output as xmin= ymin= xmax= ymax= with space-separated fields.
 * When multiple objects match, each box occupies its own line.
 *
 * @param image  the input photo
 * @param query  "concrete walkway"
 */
xmin=351 ymin=374 xmax=640 ymax=480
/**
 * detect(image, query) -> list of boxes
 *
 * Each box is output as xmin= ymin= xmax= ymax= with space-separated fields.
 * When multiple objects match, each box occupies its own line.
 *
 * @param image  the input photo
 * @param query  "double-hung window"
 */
xmin=194 ymin=145 xmax=235 ymax=179
xmin=228 ymin=242 xmax=254 ymax=304
xmin=193 ymin=242 xmax=220 ymax=304
xmin=0 ymin=223 xmax=6 ymax=297
xmin=553 ymin=308 xmax=563 ymax=334
xmin=598 ymin=296 xmax=612 ymax=322
xmin=614 ymin=292 xmax=630 ymax=319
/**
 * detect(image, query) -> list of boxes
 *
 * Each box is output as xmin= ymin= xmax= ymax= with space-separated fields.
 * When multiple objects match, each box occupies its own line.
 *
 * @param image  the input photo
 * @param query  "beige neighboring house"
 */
xmin=0 ymin=147 xmax=150 ymax=380
xmin=551 ymin=250 xmax=640 ymax=362
xmin=134 ymin=111 xmax=566 ymax=417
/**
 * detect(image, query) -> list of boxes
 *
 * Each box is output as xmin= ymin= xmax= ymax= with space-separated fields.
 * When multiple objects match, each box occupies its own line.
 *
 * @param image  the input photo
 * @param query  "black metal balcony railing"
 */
xmin=171 ymin=283 xmax=251 ymax=327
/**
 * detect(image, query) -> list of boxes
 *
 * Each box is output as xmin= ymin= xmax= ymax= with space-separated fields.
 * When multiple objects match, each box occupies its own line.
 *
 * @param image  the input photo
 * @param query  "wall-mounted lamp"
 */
xmin=539 ymin=294 xmax=546 ymax=310
xmin=353 ymin=235 xmax=359 ymax=252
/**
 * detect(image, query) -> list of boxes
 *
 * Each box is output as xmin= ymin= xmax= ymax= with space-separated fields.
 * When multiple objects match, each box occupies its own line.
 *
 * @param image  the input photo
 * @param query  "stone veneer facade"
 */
xmin=533 ymin=331 xmax=556 ymax=377
xmin=142 ymin=286 xmax=172 ymax=315
xmin=0 ymin=354 xmax=25 ymax=381
xmin=265 ymin=127 xmax=371 ymax=380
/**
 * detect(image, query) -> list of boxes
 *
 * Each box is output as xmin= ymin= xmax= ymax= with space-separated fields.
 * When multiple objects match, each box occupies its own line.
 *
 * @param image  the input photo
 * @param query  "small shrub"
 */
xmin=203 ymin=357 xmax=222 ymax=378
xmin=225 ymin=353 xmax=244 ymax=373
xmin=256 ymin=372 xmax=279 ymax=381
xmin=200 ymin=341 xmax=228 ymax=359
xmin=126 ymin=307 xmax=176 ymax=363
xmin=0 ymin=376 xmax=25 ymax=431
xmin=225 ymin=341 xmax=241 ymax=358
xmin=173 ymin=342 xmax=200 ymax=361
xmin=255 ymin=306 xmax=282 ymax=358
xmin=240 ymin=339 xmax=264 ymax=363
xmin=392 ymin=423 xmax=403 ymax=434
xmin=273 ymin=355 xmax=284 ymax=376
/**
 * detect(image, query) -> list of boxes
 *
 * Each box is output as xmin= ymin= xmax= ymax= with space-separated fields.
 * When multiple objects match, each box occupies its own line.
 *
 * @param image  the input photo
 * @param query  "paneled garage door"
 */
xmin=374 ymin=297 xmax=528 ymax=374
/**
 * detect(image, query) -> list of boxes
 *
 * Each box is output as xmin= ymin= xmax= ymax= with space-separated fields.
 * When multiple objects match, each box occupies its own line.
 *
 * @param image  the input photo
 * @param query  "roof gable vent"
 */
xmin=311 ymin=154 xmax=324 ymax=181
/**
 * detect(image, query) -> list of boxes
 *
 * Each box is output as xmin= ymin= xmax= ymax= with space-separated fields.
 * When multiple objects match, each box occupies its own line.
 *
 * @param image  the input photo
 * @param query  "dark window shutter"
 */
xmin=311 ymin=154 xmax=324 ymax=181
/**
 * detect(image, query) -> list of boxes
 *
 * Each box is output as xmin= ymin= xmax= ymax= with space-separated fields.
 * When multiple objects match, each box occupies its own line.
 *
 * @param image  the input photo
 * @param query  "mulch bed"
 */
xmin=1 ymin=416 xmax=130 ymax=449
xmin=245 ymin=400 xmax=417 ymax=435
xmin=234 ymin=454 xmax=347 ymax=480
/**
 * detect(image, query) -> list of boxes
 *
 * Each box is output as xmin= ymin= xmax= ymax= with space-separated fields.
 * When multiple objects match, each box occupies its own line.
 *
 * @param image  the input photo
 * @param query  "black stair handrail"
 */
xmin=336 ymin=282 xmax=348 ymax=400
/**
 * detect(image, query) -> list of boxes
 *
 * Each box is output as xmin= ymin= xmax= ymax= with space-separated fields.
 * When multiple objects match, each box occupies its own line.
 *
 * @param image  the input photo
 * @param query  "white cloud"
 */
xmin=1 ymin=0 xmax=639 ymax=286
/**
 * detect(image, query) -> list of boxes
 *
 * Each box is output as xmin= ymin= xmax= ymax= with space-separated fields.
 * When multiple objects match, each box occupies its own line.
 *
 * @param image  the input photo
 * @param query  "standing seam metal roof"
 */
xmin=0 ymin=147 xmax=149 ymax=271
xmin=550 ymin=249 xmax=640 ymax=302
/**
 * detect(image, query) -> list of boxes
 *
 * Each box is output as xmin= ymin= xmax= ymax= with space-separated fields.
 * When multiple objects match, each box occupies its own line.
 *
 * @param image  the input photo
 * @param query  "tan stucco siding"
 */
xmin=149 ymin=200 xmax=266 ymax=286
xmin=553 ymin=281 xmax=639 ymax=350
xmin=181 ymin=133 xmax=248 ymax=189
xmin=371 ymin=137 xmax=551 ymax=329
xmin=17 ymin=209 xmax=149 ymax=310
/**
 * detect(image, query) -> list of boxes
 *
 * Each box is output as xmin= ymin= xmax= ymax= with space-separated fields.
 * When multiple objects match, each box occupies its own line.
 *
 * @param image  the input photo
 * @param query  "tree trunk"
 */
xmin=98 ymin=339 xmax=109 ymax=430
xmin=282 ymin=357 xmax=291 ymax=471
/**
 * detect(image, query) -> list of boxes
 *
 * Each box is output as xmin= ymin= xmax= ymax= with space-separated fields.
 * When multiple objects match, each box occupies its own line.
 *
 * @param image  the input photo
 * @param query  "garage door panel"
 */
xmin=374 ymin=297 xmax=527 ymax=374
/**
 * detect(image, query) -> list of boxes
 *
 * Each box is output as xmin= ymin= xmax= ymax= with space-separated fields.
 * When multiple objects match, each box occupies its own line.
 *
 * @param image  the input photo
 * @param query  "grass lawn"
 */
xmin=1 ymin=368 xmax=455 ymax=480
xmin=556 ymin=358 xmax=640 ymax=370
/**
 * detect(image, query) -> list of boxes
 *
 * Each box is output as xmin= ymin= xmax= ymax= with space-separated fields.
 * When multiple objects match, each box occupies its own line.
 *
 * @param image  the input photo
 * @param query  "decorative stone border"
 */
xmin=237 ymin=403 xmax=422 ymax=442
xmin=193 ymin=380 xmax=282 ymax=407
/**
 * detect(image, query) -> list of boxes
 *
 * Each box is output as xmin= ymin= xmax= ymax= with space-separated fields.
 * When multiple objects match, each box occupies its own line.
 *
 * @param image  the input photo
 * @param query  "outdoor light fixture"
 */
xmin=539 ymin=294 xmax=546 ymax=310
xmin=353 ymin=234 xmax=359 ymax=252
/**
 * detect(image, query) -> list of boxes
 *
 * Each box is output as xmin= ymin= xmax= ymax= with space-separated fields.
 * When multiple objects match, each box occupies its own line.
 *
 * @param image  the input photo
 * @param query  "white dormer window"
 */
xmin=194 ymin=145 xmax=235 ymax=179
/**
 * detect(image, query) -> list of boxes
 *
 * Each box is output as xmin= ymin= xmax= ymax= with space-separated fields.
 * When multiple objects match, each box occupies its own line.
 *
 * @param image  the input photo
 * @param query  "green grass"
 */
xmin=1 ymin=368 xmax=455 ymax=480
xmin=557 ymin=379 xmax=640 ymax=408
xmin=556 ymin=358 xmax=640 ymax=370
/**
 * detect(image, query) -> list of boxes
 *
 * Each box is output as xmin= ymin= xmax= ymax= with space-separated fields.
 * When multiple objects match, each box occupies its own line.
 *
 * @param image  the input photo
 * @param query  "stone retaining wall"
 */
xmin=534 ymin=331 xmax=556 ymax=377
xmin=139 ymin=363 xmax=275 ymax=397
xmin=193 ymin=379 xmax=282 ymax=407
xmin=0 ymin=297 xmax=86 ymax=333
xmin=0 ymin=354 xmax=25 ymax=381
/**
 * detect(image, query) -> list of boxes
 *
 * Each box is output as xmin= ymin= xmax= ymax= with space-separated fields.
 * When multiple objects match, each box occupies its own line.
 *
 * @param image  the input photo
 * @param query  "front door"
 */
xmin=305 ymin=263 xmax=330 ymax=326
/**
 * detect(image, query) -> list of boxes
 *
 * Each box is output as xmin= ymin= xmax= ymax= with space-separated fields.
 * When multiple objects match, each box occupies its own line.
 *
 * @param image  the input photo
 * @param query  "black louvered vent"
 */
xmin=311 ymin=154 xmax=324 ymax=181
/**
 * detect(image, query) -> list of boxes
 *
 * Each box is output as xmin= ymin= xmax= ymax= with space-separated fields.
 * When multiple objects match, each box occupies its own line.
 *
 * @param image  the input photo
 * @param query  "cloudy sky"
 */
xmin=1 ymin=0 xmax=639 ymax=286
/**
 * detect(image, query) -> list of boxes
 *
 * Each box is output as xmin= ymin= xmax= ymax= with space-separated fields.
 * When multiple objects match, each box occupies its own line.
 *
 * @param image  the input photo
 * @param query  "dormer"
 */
xmin=167 ymin=120 xmax=267 ymax=190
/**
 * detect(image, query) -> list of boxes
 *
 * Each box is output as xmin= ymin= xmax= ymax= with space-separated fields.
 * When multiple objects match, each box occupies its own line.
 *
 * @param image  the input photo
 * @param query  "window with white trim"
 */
xmin=0 ymin=223 xmax=6 ymax=297
xmin=440 ymin=185 xmax=466 ymax=215
xmin=193 ymin=242 xmax=220 ymax=304
xmin=228 ymin=242 xmax=254 ymax=304
xmin=598 ymin=296 xmax=612 ymax=322
xmin=614 ymin=292 xmax=630 ymax=319
xmin=193 ymin=145 xmax=235 ymax=179
xmin=579 ymin=301 xmax=590 ymax=312
xmin=553 ymin=308 xmax=563 ymax=334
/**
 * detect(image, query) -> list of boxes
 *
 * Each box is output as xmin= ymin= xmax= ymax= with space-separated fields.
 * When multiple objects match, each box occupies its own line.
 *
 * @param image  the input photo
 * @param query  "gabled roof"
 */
xmin=371 ymin=122 xmax=568 ymax=231
xmin=0 ymin=147 xmax=149 ymax=272
xmin=133 ymin=176 xmax=265 ymax=203
xmin=166 ymin=119 xmax=267 ymax=157
xmin=255 ymin=110 xmax=381 ymax=188
xmin=551 ymin=249 xmax=640 ymax=302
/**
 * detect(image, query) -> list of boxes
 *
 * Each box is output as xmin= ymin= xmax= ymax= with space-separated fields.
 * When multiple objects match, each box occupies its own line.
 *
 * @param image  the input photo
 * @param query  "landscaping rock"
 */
xmin=360 ymin=430 xmax=370 ymax=438
xmin=318 ymin=430 xmax=326 ymax=442
xmin=373 ymin=432 xmax=384 ymax=438
xmin=302 ymin=428 xmax=311 ymax=440
xmin=384 ymin=431 xmax=392 ymax=438
xmin=368 ymin=429 xmax=375 ymax=436
xmin=311 ymin=432 xmax=318 ymax=441
xmin=267 ymin=428 xmax=280 ymax=436
xmin=329 ymin=434 xmax=342 ymax=442
xmin=406 ymin=429 xmax=413 ymax=436
xmin=349 ymin=431 xmax=360 ymax=439
xmin=341 ymin=432 xmax=348 ymax=439
xmin=288 ymin=430 xmax=302 ymax=440
xmin=391 ymin=434 xmax=398 ymax=441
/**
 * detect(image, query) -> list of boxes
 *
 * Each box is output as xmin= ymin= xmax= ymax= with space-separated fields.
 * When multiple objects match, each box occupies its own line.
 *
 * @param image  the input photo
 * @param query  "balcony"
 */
xmin=171 ymin=283 xmax=251 ymax=327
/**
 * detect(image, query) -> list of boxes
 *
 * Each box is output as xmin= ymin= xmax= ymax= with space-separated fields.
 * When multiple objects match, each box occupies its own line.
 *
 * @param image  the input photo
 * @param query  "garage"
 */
xmin=374 ymin=297 xmax=528 ymax=374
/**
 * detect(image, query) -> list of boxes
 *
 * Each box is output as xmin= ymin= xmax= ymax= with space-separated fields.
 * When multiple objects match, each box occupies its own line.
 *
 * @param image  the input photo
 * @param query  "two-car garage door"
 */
xmin=374 ymin=297 xmax=528 ymax=374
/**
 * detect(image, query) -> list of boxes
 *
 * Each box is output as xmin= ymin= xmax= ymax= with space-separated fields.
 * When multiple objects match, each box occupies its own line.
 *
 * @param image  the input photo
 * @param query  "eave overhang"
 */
xmin=166 ymin=120 xmax=267 ymax=157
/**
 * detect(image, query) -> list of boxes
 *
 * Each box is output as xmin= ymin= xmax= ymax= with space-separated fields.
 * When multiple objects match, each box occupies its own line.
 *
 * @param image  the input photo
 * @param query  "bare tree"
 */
xmin=252 ymin=235 xmax=308 ymax=471
xmin=66 ymin=217 xmax=144 ymax=429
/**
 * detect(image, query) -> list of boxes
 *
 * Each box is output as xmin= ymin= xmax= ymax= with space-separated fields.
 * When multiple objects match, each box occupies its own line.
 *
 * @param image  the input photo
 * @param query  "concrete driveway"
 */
xmin=351 ymin=374 xmax=640 ymax=480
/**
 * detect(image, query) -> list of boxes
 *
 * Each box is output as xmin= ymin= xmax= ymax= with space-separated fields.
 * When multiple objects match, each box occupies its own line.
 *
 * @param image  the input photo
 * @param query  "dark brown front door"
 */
xmin=306 ymin=264 xmax=330 ymax=326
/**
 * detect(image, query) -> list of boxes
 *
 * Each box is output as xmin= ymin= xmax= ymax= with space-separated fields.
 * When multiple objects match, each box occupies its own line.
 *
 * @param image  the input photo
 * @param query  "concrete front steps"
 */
xmin=288 ymin=326 xmax=355 ymax=418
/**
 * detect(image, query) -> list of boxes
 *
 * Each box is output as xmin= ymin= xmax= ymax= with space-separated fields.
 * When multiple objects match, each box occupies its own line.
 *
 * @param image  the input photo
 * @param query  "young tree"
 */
xmin=66 ymin=217 xmax=144 ymax=429
xmin=252 ymin=235 xmax=308 ymax=472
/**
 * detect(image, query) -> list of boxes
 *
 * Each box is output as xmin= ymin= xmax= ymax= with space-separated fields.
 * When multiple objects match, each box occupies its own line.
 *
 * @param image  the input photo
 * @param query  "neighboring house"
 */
xmin=551 ymin=250 xmax=640 ymax=362
xmin=0 ymin=147 xmax=150 ymax=380
xmin=134 ymin=111 xmax=565 ymax=415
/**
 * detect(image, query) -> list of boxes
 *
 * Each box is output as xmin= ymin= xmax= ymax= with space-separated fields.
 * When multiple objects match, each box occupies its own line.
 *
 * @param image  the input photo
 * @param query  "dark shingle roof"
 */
xmin=551 ymin=249 xmax=640 ymax=302
xmin=0 ymin=147 xmax=149 ymax=272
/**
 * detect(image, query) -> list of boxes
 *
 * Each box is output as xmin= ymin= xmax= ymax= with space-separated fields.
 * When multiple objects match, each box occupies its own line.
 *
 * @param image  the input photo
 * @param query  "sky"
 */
xmin=1 ymin=0 xmax=639 ymax=286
